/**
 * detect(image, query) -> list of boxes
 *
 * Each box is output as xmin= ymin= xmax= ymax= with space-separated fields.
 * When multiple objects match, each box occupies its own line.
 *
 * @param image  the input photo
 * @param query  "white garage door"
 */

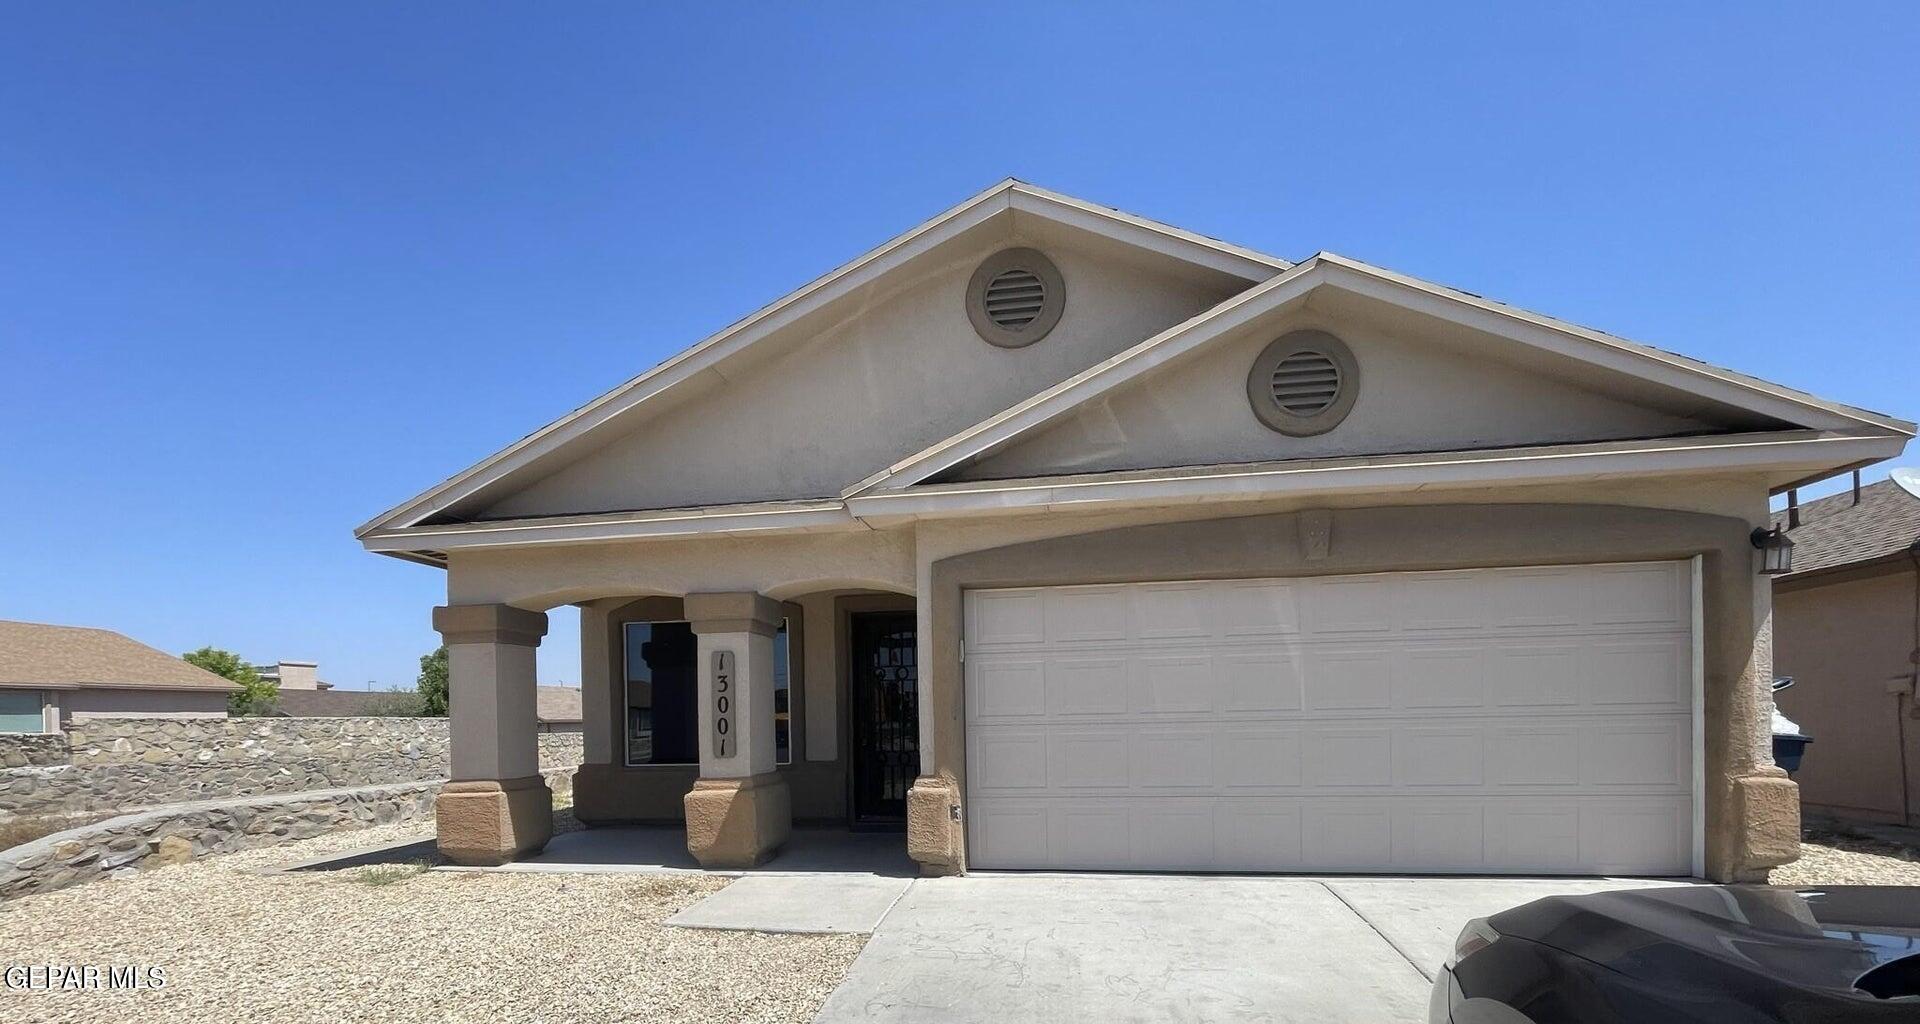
xmin=963 ymin=562 xmax=1698 ymax=875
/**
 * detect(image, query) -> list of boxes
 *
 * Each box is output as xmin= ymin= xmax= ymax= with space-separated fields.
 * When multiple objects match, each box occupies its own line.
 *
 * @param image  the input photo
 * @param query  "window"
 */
xmin=0 ymin=689 xmax=44 ymax=734
xmin=773 ymin=619 xmax=792 ymax=765
xmin=621 ymin=618 xmax=793 ymax=767
xmin=625 ymin=621 xmax=698 ymax=766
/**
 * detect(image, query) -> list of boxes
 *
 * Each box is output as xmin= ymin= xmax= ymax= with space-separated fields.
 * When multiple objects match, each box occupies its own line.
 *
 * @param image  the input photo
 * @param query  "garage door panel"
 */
xmin=1049 ymin=731 xmax=1131 ymax=789
xmin=1051 ymin=804 xmax=1132 ymax=868
xmin=964 ymin=563 xmax=1696 ymax=875
xmin=968 ymin=657 xmax=1046 ymax=720
xmin=1586 ymin=636 xmax=1690 ymax=706
xmin=1304 ymin=728 xmax=1394 ymax=787
xmin=1394 ymin=727 xmax=1484 ymax=787
xmin=1137 ymin=655 xmax=1215 ymax=713
xmin=1586 ymin=563 xmax=1689 ymax=625
xmin=1134 ymin=730 xmax=1216 ymax=790
xmin=1581 ymin=720 xmax=1688 ymax=788
xmin=1395 ymin=804 xmax=1486 ymax=870
xmin=1304 ymin=805 xmax=1396 ymax=869
xmin=1488 ymin=644 xmax=1584 ymax=707
xmin=1219 ymin=728 xmax=1304 ymax=788
xmin=1216 ymin=648 xmax=1305 ymax=712
xmin=1304 ymin=577 xmax=1396 ymax=635
xmin=970 ymin=729 xmax=1050 ymax=793
xmin=1044 ymin=657 xmax=1130 ymax=716
xmin=1133 ymin=583 xmax=1216 ymax=640
xmin=1219 ymin=801 xmax=1306 ymax=867
xmin=1393 ymin=647 xmax=1487 ymax=708
xmin=1217 ymin=580 xmax=1303 ymax=637
xmin=1304 ymin=649 xmax=1394 ymax=710
xmin=967 ymin=590 xmax=1045 ymax=648
xmin=1042 ymin=586 xmax=1133 ymax=644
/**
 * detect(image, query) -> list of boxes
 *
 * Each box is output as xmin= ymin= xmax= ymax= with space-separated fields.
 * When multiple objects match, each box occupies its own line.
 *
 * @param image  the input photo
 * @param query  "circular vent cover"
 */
xmin=1247 ymin=330 xmax=1359 ymax=435
xmin=1269 ymin=350 xmax=1342 ymax=415
xmin=968 ymin=248 xmax=1065 ymax=347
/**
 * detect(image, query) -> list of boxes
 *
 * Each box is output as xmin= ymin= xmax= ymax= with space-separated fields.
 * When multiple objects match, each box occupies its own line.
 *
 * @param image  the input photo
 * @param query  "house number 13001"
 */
xmin=712 ymin=650 xmax=735 ymax=758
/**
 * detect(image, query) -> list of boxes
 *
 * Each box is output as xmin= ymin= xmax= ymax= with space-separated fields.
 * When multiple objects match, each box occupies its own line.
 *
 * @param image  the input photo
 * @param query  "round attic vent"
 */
xmin=967 ymin=248 xmax=1064 ymax=347
xmin=1269 ymin=350 xmax=1342 ymax=415
xmin=1247 ymin=330 xmax=1359 ymax=436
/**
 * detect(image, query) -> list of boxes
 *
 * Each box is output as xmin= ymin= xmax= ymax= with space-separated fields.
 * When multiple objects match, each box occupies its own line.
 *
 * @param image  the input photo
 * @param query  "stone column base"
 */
xmin=1728 ymin=771 xmax=1801 ymax=881
xmin=684 ymin=773 xmax=790 ymax=868
xmin=907 ymin=774 xmax=964 ymax=876
xmin=435 ymin=776 xmax=553 ymax=866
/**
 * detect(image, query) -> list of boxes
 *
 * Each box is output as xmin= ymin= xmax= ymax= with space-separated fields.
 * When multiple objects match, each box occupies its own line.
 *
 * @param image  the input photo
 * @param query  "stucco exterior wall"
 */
xmin=958 ymin=297 xmax=1727 ymax=482
xmin=1775 ymin=566 xmax=1920 ymax=823
xmin=480 ymin=235 xmax=1246 ymax=517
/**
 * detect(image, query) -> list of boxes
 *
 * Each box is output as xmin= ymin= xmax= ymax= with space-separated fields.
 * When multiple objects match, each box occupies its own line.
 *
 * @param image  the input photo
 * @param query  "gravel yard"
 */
xmin=0 ymin=819 xmax=865 ymax=1024
xmin=1772 ymin=826 xmax=1920 ymax=887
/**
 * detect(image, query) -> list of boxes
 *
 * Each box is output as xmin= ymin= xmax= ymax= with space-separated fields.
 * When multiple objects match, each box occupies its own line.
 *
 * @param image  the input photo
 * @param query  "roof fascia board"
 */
xmin=1005 ymin=184 xmax=1289 ymax=280
xmin=843 ymin=429 xmax=1908 ymax=520
xmin=1314 ymin=255 xmax=1912 ymax=434
xmin=361 ymin=500 xmax=858 ymax=553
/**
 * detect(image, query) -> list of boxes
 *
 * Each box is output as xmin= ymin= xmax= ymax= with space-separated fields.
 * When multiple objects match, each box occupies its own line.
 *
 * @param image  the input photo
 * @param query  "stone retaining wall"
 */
xmin=0 ymin=780 xmax=441 ymax=899
xmin=0 ymin=718 xmax=582 ymax=822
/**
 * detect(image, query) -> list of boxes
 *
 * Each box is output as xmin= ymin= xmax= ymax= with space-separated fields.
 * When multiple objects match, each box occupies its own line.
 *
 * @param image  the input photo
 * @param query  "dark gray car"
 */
xmin=1434 ymin=885 xmax=1920 ymax=1022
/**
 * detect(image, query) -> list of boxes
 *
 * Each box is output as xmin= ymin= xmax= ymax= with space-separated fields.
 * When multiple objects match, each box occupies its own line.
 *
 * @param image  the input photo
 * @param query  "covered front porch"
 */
xmin=430 ymin=583 xmax=951 ymax=872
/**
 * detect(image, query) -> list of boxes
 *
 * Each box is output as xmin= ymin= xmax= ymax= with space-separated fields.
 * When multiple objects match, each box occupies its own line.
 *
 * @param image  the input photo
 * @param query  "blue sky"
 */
xmin=2 ymin=4 xmax=1914 ymax=690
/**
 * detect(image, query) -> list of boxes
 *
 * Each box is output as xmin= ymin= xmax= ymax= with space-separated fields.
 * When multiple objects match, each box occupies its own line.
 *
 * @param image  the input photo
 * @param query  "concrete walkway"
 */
xmin=812 ymin=874 xmax=1684 ymax=1024
xmin=667 ymin=874 xmax=914 ymax=934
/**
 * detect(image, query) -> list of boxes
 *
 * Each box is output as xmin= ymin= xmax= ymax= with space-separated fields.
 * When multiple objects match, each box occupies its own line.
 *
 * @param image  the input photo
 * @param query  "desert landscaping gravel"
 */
xmin=0 ymin=819 xmax=865 ymax=1024
xmin=1772 ymin=830 xmax=1920 ymax=887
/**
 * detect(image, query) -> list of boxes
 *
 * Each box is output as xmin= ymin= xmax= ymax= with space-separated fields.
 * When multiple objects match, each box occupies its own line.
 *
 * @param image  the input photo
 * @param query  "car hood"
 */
xmin=1492 ymin=886 xmax=1920 ymax=1002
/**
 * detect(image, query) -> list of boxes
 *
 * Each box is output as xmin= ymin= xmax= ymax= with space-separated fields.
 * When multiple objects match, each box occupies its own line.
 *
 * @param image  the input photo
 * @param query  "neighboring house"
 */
xmin=255 ymin=660 xmax=330 ymax=690
xmin=536 ymin=685 xmax=583 ymax=733
xmin=0 ymin=620 xmax=239 ymax=731
xmin=1771 ymin=472 xmax=1920 ymax=824
xmin=355 ymin=180 xmax=1914 ymax=880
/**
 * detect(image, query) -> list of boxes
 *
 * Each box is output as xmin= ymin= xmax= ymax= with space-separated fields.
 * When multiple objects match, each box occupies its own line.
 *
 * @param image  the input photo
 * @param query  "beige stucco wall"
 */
xmin=478 ymin=233 xmax=1247 ymax=518
xmin=1775 ymin=566 xmax=1920 ymax=824
xmin=958 ymin=293 xmax=1729 ymax=482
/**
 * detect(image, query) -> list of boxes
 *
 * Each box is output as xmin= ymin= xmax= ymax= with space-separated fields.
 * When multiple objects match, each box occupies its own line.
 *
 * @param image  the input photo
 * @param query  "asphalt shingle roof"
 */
xmin=0 ymin=620 xmax=241 ymax=690
xmin=1773 ymin=476 xmax=1920 ymax=578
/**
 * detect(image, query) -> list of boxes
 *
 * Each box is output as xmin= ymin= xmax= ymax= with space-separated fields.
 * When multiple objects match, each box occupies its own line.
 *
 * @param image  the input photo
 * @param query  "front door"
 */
xmin=850 ymin=611 xmax=918 ymax=826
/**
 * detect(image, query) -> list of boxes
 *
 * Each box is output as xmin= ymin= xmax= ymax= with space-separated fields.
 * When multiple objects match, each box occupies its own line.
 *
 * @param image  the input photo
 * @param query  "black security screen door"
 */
xmin=850 ymin=611 xmax=918 ymax=825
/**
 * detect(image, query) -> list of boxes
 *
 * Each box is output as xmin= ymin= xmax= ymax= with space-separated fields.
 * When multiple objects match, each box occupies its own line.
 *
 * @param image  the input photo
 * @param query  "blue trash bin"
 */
xmin=1773 ymin=733 xmax=1813 ymax=775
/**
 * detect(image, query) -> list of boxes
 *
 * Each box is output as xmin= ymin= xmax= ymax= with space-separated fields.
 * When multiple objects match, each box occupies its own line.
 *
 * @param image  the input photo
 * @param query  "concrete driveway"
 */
xmin=812 ymin=874 xmax=1682 ymax=1024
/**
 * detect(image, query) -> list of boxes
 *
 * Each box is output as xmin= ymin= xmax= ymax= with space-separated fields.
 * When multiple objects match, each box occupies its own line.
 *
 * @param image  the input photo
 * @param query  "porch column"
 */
xmin=683 ymin=592 xmax=791 ymax=867
xmin=431 ymin=604 xmax=553 ymax=865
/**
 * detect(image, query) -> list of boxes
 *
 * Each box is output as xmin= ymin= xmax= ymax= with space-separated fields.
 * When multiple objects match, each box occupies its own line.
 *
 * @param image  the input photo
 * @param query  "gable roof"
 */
xmin=0 ymin=621 xmax=241 ymax=692
xmin=356 ymin=180 xmax=1291 ymax=544
xmin=850 ymin=253 xmax=1914 ymax=496
xmin=1772 ymin=476 xmax=1920 ymax=579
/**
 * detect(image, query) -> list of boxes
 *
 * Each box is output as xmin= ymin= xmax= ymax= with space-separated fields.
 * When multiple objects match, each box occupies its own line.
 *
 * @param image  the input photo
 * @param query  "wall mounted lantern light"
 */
xmin=1750 ymin=526 xmax=1794 ymax=576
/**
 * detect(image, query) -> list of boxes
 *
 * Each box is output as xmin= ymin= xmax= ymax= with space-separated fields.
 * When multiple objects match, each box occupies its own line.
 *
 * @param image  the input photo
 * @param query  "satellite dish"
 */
xmin=1893 ymin=467 xmax=1920 ymax=500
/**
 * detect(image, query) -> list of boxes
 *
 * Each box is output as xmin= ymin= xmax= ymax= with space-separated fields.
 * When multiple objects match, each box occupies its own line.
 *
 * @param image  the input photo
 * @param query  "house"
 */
xmin=1771 ymin=471 xmax=1920 ymax=824
xmin=535 ymin=685 xmax=583 ymax=734
xmin=355 ymin=180 xmax=1913 ymax=880
xmin=0 ymin=620 xmax=239 ymax=731
xmin=256 ymin=660 xmax=330 ymax=690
